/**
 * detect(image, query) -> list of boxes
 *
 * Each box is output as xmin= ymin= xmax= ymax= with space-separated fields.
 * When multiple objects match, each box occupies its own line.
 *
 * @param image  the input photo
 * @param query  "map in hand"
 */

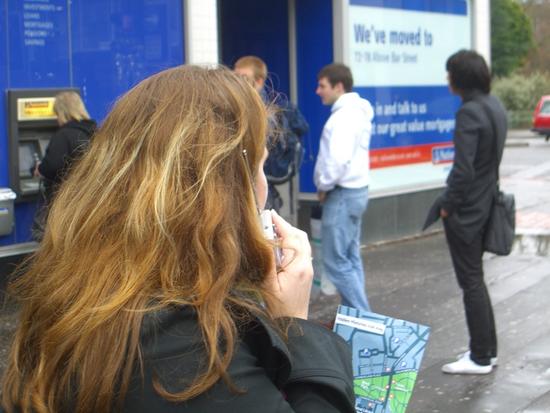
xmin=334 ymin=305 xmax=431 ymax=413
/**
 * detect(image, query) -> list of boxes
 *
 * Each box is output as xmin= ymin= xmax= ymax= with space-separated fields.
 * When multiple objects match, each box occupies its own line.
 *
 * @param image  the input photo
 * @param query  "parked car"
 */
xmin=532 ymin=95 xmax=550 ymax=141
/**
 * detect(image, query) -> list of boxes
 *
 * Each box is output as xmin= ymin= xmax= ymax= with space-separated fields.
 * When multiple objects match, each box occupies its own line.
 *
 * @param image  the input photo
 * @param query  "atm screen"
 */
xmin=18 ymin=142 xmax=38 ymax=178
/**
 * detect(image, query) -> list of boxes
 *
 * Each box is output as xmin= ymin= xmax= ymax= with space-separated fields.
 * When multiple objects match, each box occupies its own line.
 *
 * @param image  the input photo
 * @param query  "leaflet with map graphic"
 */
xmin=333 ymin=305 xmax=430 ymax=413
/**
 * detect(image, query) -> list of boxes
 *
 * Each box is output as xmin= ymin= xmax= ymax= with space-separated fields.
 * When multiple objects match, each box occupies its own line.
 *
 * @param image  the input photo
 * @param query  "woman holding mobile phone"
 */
xmin=1 ymin=66 xmax=354 ymax=413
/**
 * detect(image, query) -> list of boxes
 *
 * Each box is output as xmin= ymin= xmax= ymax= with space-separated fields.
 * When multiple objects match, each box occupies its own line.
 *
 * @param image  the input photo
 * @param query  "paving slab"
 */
xmin=309 ymin=233 xmax=550 ymax=413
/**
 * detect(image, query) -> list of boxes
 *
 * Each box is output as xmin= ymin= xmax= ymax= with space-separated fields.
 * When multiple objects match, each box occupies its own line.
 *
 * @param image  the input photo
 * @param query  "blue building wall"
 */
xmin=0 ymin=4 xmax=10 ymax=243
xmin=0 ymin=0 xmax=185 ymax=246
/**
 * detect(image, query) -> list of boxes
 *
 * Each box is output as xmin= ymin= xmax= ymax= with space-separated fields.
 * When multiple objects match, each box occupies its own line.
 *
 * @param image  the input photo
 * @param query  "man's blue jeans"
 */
xmin=321 ymin=186 xmax=370 ymax=312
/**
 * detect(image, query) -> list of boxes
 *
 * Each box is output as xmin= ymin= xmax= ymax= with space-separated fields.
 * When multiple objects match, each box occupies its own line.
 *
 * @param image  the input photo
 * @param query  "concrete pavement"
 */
xmin=309 ymin=129 xmax=550 ymax=412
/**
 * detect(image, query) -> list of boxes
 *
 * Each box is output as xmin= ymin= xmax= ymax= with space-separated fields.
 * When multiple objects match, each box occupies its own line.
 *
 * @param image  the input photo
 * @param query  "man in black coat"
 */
xmin=436 ymin=50 xmax=507 ymax=375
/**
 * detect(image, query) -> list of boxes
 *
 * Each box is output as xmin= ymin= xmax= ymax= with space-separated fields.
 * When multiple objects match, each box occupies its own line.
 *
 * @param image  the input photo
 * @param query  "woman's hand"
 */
xmin=265 ymin=210 xmax=314 ymax=320
xmin=33 ymin=161 xmax=42 ymax=178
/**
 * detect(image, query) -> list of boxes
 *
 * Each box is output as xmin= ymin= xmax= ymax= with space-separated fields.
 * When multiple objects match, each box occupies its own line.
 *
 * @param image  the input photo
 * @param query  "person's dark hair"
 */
xmin=317 ymin=63 xmax=353 ymax=92
xmin=446 ymin=49 xmax=491 ymax=94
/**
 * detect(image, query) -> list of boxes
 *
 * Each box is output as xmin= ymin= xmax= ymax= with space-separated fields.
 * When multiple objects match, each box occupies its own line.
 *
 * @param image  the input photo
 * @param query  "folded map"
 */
xmin=334 ymin=305 xmax=431 ymax=413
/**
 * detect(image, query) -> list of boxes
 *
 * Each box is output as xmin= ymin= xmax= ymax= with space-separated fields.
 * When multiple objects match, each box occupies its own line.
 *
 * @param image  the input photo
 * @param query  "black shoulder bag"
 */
xmin=478 ymin=98 xmax=516 ymax=256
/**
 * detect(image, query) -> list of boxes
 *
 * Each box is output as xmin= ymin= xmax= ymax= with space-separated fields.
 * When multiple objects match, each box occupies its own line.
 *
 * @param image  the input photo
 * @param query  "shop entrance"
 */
xmin=218 ymin=0 xmax=290 ymax=96
xmin=218 ymin=0 xmax=334 ymax=224
xmin=219 ymin=0 xmax=294 ymax=219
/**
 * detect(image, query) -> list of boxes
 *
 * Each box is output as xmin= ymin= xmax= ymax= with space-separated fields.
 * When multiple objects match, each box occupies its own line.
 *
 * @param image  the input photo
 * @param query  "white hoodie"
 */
xmin=314 ymin=92 xmax=374 ymax=192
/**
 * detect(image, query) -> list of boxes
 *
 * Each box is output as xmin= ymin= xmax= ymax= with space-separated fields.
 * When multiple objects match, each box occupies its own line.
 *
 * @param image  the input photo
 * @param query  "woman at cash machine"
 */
xmin=35 ymin=91 xmax=96 ymax=203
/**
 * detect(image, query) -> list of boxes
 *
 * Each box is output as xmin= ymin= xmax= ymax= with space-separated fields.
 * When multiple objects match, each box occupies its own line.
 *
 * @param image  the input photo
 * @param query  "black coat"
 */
xmin=122 ymin=307 xmax=355 ymax=412
xmin=438 ymin=91 xmax=508 ymax=243
xmin=38 ymin=119 xmax=96 ymax=201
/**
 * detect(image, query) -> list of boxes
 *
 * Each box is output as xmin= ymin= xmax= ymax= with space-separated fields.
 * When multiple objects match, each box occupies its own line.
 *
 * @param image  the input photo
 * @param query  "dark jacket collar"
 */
xmin=63 ymin=119 xmax=97 ymax=136
xmin=242 ymin=314 xmax=292 ymax=388
xmin=462 ymin=89 xmax=487 ymax=103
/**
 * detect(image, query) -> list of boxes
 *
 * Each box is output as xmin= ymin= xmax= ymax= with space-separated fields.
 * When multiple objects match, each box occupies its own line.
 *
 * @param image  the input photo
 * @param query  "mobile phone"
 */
xmin=260 ymin=209 xmax=283 ymax=267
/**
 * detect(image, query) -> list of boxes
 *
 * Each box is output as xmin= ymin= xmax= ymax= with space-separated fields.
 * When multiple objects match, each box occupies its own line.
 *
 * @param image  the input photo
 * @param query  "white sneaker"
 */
xmin=442 ymin=352 xmax=493 ymax=375
xmin=458 ymin=350 xmax=498 ymax=367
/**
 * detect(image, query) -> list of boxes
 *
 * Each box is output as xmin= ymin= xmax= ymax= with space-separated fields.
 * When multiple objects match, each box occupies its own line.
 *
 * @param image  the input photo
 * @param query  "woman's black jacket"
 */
xmin=121 ymin=306 xmax=355 ymax=412
xmin=38 ymin=119 xmax=96 ymax=201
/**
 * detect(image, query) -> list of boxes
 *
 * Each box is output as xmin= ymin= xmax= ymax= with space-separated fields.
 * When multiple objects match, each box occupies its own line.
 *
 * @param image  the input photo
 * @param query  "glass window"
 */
xmin=539 ymin=101 xmax=550 ymax=115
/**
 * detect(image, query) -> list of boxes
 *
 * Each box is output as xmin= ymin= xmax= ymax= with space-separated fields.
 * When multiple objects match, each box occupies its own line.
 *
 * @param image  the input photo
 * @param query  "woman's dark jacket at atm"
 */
xmin=38 ymin=119 xmax=96 ymax=201
xmin=121 ymin=306 xmax=356 ymax=413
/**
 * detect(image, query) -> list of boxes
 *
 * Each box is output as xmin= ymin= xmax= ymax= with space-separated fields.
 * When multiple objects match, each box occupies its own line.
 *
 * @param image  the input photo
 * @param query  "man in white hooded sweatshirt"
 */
xmin=314 ymin=63 xmax=374 ymax=313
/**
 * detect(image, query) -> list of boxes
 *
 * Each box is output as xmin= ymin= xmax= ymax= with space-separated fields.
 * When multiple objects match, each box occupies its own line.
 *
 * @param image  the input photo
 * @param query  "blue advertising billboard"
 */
xmin=349 ymin=0 xmax=471 ymax=194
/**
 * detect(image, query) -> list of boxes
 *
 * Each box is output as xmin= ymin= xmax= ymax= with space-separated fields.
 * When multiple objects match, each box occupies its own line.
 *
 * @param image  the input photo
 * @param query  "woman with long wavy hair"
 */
xmin=1 ymin=66 xmax=354 ymax=413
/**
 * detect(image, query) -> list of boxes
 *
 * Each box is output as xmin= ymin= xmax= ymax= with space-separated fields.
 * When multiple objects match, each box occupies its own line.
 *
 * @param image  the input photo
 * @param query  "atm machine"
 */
xmin=7 ymin=88 xmax=79 ymax=202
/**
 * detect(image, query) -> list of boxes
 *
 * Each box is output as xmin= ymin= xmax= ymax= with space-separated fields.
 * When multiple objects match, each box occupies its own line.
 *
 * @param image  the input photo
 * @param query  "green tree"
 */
xmin=522 ymin=0 xmax=550 ymax=74
xmin=491 ymin=0 xmax=534 ymax=76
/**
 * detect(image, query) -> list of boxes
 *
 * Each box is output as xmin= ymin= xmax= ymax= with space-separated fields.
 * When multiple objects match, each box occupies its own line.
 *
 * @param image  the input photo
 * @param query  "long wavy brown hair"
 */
xmin=1 ymin=65 xmax=277 ymax=412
